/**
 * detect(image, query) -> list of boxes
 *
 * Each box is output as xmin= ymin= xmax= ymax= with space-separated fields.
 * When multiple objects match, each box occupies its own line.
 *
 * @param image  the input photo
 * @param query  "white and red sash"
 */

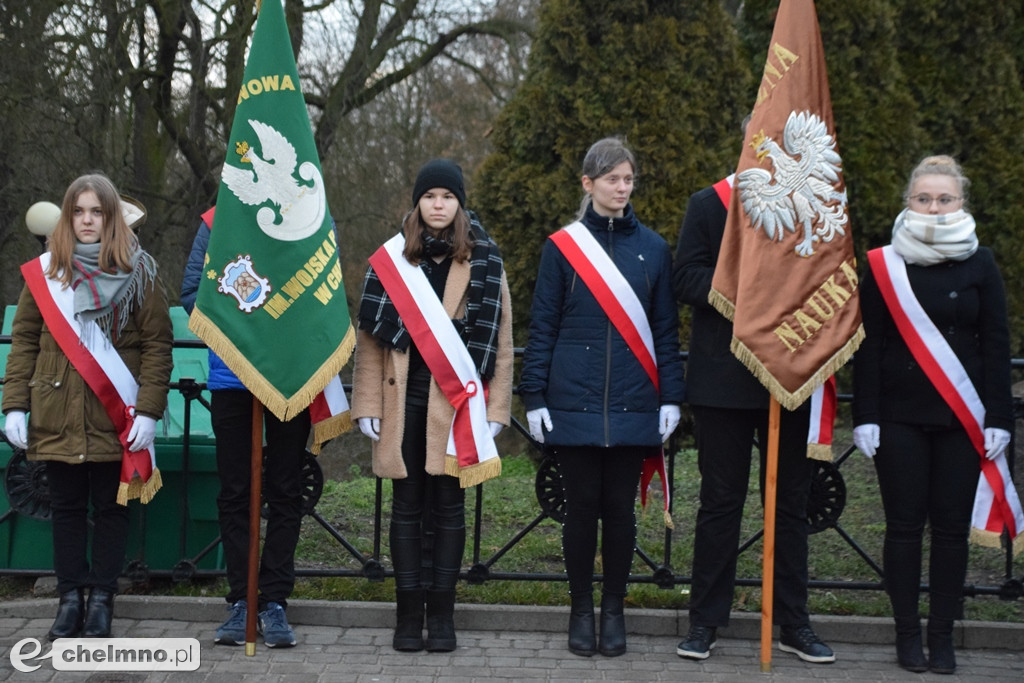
xmin=367 ymin=234 xmax=500 ymax=488
xmin=201 ymin=207 xmax=349 ymax=452
xmin=714 ymin=176 xmax=837 ymax=461
xmin=21 ymin=254 xmax=162 ymax=505
xmin=868 ymin=246 xmax=1024 ymax=551
xmin=549 ymin=223 xmax=673 ymax=525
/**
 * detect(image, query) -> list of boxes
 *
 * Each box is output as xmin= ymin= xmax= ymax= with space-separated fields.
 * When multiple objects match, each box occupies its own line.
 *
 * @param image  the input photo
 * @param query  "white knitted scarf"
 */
xmin=890 ymin=208 xmax=978 ymax=266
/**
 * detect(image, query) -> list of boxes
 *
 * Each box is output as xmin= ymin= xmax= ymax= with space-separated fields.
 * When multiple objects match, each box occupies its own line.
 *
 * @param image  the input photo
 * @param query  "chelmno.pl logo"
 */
xmin=9 ymin=637 xmax=200 ymax=673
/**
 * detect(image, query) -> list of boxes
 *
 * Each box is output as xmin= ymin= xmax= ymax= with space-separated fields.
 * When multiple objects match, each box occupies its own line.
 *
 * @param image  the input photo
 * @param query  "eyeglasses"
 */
xmin=908 ymin=194 xmax=961 ymax=209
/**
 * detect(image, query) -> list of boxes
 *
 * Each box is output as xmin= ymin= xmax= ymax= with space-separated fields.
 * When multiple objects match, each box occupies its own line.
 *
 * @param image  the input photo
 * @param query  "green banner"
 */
xmin=189 ymin=0 xmax=353 ymax=421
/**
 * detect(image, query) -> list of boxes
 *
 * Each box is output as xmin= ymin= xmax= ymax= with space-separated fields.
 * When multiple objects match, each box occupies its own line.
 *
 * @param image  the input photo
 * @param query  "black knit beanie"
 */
xmin=412 ymin=159 xmax=466 ymax=208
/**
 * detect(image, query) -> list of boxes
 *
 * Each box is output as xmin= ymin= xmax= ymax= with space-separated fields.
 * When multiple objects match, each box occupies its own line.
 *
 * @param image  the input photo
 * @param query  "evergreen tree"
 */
xmin=895 ymin=0 xmax=1024 ymax=351
xmin=475 ymin=0 xmax=753 ymax=336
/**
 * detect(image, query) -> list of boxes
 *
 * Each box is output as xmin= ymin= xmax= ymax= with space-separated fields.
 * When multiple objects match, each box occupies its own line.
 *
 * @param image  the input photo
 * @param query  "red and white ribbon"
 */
xmin=368 ymin=235 xmax=499 ymax=486
xmin=869 ymin=246 xmax=1023 ymax=548
xmin=549 ymin=223 xmax=672 ymax=524
xmin=22 ymin=254 xmax=159 ymax=504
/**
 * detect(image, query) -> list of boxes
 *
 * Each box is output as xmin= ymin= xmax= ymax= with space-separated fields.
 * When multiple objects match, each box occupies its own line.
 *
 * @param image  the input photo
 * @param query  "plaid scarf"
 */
xmin=358 ymin=212 xmax=504 ymax=379
xmin=71 ymin=242 xmax=157 ymax=343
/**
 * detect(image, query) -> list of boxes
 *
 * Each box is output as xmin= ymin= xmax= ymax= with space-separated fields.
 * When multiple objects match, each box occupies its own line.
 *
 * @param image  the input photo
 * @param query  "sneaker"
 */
xmin=214 ymin=600 xmax=246 ymax=645
xmin=779 ymin=624 xmax=835 ymax=663
xmin=676 ymin=625 xmax=717 ymax=660
xmin=258 ymin=602 xmax=296 ymax=648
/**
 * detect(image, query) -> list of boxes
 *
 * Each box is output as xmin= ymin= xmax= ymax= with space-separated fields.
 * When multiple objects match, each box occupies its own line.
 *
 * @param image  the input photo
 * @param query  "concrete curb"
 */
xmin=2 ymin=595 xmax=1022 ymax=650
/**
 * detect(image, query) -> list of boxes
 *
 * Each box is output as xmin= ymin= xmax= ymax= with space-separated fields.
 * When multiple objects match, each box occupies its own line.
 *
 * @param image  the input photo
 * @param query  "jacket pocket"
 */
xmin=27 ymin=364 xmax=71 ymax=441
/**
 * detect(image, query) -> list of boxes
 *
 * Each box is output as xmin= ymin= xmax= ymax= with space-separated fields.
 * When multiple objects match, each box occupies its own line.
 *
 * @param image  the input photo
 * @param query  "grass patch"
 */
xmin=4 ymin=422 xmax=1021 ymax=624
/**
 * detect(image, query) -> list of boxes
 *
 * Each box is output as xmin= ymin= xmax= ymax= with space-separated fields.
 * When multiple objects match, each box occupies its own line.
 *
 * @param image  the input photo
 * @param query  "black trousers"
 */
xmin=390 ymin=372 xmax=466 ymax=592
xmin=553 ymin=446 xmax=646 ymax=597
xmin=874 ymin=421 xmax=978 ymax=621
xmin=47 ymin=460 xmax=130 ymax=594
xmin=211 ymin=390 xmax=310 ymax=610
xmin=688 ymin=406 xmax=812 ymax=628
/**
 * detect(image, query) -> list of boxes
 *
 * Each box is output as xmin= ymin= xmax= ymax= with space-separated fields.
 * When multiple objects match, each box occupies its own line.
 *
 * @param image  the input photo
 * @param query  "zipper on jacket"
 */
xmin=603 ymin=216 xmax=614 ymax=446
xmin=638 ymin=253 xmax=651 ymax=294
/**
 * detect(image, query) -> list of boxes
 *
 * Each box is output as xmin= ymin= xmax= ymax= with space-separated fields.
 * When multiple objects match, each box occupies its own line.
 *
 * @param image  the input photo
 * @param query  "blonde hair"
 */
xmin=904 ymin=155 xmax=970 ymax=204
xmin=46 ymin=174 xmax=139 ymax=286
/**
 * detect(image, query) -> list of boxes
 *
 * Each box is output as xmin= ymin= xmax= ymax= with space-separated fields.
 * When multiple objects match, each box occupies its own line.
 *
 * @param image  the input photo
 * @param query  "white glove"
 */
xmin=358 ymin=417 xmax=381 ymax=441
xmin=853 ymin=423 xmax=880 ymax=458
xmin=526 ymin=407 xmax=553 ymax=443
xmin=127 ymin=415 xmax=157 ymax=452
xmin=489 ymin=421 xmax=503 ymax=438
xmin=984 ymin=427 xmax=1011 ymax=461
xmin=4 ymin=410 xmax=28 ymax=450
xmin=659 ymin=404 xmax=681 ymax=440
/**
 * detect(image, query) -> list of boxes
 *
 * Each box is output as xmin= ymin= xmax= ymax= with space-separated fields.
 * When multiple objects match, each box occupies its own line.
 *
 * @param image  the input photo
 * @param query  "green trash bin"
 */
xmin=0 ymin=305 xmax=224 ymax=576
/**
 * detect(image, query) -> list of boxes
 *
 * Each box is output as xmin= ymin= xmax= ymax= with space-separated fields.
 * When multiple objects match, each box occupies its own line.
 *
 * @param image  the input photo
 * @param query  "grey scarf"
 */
xmin=71 ymin=242 xmax=157 ymax=342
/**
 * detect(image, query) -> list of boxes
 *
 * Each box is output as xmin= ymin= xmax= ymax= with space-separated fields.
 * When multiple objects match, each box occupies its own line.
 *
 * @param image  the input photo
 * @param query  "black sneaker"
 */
xmin=779 ymin=624 xmax=835 ymax=663
xmin=676 ymin=625 xmax=717 ymax=660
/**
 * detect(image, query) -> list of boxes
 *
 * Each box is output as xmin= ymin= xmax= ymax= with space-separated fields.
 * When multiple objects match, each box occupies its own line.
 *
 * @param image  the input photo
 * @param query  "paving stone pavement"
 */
xmin=0 ymin=597 xmax=1021 ymax=682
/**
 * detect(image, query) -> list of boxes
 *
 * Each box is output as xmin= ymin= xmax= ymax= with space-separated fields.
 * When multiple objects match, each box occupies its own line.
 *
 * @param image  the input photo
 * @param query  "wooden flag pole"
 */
xmin=760 ymin=396 xmax=781 ymax=672
xmin=245 ymin=396 xmax=264 ymax=656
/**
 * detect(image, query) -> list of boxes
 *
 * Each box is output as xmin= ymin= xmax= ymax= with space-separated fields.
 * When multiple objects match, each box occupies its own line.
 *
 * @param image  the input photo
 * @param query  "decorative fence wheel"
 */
xmin=262 ymin=449 xmax=323 ymax=519
xmin=4 ymin=449 xmax=51 ymax=521
xmin=534 ymin=455 xmax=565 ymax=523
xmin=806 ymin=459 xmax=846 ymax=534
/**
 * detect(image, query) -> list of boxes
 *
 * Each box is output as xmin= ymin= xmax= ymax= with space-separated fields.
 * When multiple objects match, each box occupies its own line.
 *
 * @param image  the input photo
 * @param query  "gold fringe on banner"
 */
xmin=726 ymin=327 xmax=864 ymax=413
xmin=188 ymin=308 xmax=355 ymax=423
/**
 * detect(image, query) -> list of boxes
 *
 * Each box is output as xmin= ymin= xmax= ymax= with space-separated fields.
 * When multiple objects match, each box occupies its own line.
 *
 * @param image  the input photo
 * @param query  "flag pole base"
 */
xmin=761 ymin=662 xmax=771 ymax=673
xmin=246 ymin=642 xmax=256 ymax=656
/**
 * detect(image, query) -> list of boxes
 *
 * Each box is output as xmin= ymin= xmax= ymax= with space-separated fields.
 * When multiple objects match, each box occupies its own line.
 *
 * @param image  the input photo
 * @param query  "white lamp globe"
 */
xmin=25 ymin=201 xmax=61 ymax=237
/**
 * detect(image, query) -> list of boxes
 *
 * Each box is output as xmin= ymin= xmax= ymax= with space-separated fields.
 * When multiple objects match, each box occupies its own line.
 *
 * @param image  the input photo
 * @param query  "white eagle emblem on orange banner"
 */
xmin=737 ymin=110 xmax=848 ymax=257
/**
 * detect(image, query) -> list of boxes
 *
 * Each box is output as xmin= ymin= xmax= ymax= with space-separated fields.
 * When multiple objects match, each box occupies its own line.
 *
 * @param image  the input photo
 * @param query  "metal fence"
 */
xmin=1 ymin=341 xmax=1021 ymax=605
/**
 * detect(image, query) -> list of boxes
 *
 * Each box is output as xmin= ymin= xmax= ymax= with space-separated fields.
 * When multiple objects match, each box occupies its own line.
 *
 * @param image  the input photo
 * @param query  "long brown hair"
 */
xmin=46 ymin=174 xmax=139 ymax=286
xmin=401 ymin=205 xmax=475 ymax=264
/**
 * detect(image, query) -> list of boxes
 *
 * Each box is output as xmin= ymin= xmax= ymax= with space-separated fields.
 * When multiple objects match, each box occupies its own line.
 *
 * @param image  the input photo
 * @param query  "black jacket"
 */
xmin=853 ymin=246 xmax=1013 ymax=431
xmin=519 ymin=204 xmax=685 ymax=448
xmin=673 ymin=184 xmax=771 ymax=409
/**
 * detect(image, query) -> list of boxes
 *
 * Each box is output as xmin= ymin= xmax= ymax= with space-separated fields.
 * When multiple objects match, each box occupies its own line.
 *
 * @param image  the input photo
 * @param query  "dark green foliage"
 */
xmin=476 ymin=0 xmax=753 ymax=339
xmin=894 ymin=1 xmax=1024 ymax=352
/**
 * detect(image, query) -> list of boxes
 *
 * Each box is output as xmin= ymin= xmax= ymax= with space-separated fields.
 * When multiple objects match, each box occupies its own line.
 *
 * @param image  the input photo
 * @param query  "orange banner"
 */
xmin=709 ymin=0 xmax=863 ymax=410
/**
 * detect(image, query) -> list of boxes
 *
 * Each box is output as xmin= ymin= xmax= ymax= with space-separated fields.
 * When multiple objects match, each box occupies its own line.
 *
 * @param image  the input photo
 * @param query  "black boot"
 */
xmin=82 ymin=589 xmax=114 ymax=638
xmin=424 ymin=589 xmax=456 ymax=652
xmin=894 ymin=616 xmax=927 ymax=672
xmin=598 ymin=593 xmax=626 ymax=657
xmin=567 ymin=593 xmax=596 ymax=656
xmin=48 ymin=589 xmax=84 ymax=640
xmin=393 ymin=589 xmax=425 ymax=652
xmin=927 ymin=617 xmax=956 ymax=674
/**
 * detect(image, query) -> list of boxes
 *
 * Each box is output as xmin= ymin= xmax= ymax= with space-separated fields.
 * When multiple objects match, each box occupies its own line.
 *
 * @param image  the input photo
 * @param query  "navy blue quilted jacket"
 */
xmin=519 ymin=203 xmax=685 ymax=447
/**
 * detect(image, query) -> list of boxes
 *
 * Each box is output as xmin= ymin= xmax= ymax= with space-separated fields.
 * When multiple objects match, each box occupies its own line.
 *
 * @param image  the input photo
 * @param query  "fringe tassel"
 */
xmin=707 ymin=287 xmax=735 ymax=322
xmin=663 ymin=509 xmax=674 ymax=530
xmin=116 ymin=468 xmax=163 ymax=506
xmin=728 ymin=325 xmax=865 ymax=412
xmin=806 ymin=443 xmax=833 ymax=462
xmin=969 ymin=526 xmax=1005 ymax=551
xmin=971 ymin=527 xmax=1024 ymax=557
xmin=311 ymin=412 xmax=353 ymax=454
xmin=189 ymin=310 xmax=356 ymax=422
xmin=445 ymin=455 xmax=502 ymax=489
